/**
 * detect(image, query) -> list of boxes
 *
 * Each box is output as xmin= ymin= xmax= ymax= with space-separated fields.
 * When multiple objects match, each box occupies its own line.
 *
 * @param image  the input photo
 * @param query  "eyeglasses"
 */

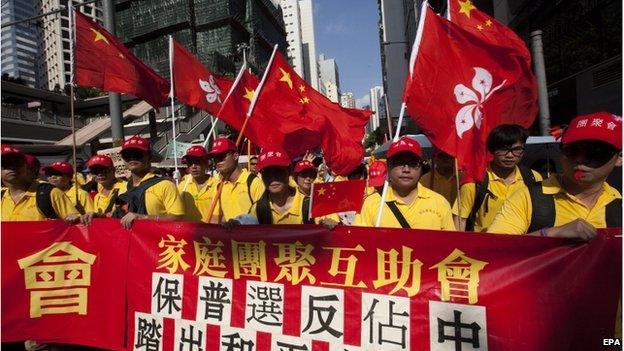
xmin=494 ymin=146 xmax=525 ymax=156
xmin=184 ymin=157 xmax=205 ymax=166
xmin=212 ymin=152 xmax=232 ymax=163
xmin=388 ymin=159 xmax=422 ymax=169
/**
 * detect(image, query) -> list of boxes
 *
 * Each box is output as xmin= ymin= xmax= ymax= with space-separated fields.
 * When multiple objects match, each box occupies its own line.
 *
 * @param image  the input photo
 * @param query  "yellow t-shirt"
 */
xmin=353 ymin=185 xmax=455 ymax=230
xmin=1 ymin=181 xmax=79 ymax=221
xmin=65 ymin=184 xmax=95 ymax=214
xmin=488 ymin=175 xmax=622 ymax=234
xmin=419 ymin=169 xmax=458 ymax=206
xmin=453 ymin=166 xmax=543 ymax=231
xmin=131 ymin=173 xmax=185 ymax=216
xmin=211 ymin=168 xmax=265 ymax=221
xmin=250 ymin=189 xmax=306 ymax=225
xmin=93 ymin=181 xmax=127 ymax=215
xmin=178 ymin=176 xmax=217 ymax=222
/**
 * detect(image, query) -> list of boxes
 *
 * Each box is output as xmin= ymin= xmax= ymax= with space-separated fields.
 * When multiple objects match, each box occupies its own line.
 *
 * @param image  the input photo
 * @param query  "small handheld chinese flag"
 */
xmin=74 ymin=11 xmax=169 ymax=109
xmin=310 ymin=180 xmax=367 ymax=218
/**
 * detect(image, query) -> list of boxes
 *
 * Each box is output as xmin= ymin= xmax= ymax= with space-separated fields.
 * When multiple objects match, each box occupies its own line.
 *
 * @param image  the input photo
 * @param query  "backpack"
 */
xmin=465 ymin=166 xmax=536 ymax=231
xmin=255 ymin=190 xmax=314 ymax=225
xmin=111 ymin=177 xmax=166 ymax=218
xmin=1 ymin=182 xmax=58 ymax=219
xmin=82 ymin=180 xmax=99 ymax=200
xmin=526 ymin=182 xmax=622 ymax=232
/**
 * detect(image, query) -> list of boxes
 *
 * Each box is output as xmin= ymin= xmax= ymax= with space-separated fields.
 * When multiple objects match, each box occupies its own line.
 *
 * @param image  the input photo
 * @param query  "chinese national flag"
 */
xmin=252 ymin=52 xmax=372 ymax=175
xmin=74 ymin=12 xmax=169 ymax=109
xmin=172 ymin=40 xmax=233 ymax=115
xmin=310 ymin=180 xmax=367 ymax=217
xmin=403 ymin=3 xmax=537 ymax=181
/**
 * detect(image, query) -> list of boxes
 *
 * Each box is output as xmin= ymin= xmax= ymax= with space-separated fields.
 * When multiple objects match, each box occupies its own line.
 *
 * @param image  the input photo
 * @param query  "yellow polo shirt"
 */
xmin=353 ymin=185 xmax=455 ymax=230
xmin=250 ymin=189 xmax=306 ymax=224
xmin=65 ymin=184 xmax=95 ymax=214
xmin=178 ymin=176 xmax=217 ymax=222
xmin=1 ymin=181 xmax=79 ymax=221
xmin=132 ymin=172 xmax=185 ymax=216
xmin=94 ymin=181 xmax=127 ymax=215
xmin=419 ymin=169 xmax=458 ymax=205
xmin=488 ymin=175 xmax=622 ymax=234
xmin=212 ymin=168 xmax=265 ymax=221
xmin=453 ymin=166 xmax=542 ymax=231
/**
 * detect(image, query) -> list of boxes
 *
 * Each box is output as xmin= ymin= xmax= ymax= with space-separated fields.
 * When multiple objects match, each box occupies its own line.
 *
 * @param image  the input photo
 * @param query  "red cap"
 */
xmin=182 ymin=145 xmax=209 ymax=162
xmin=1 ymin=144 xmax=25 ymax=158
xmin=121 ymin=136 xmax=150 ymax=152
xmin=293 ymin=160 xmax=317 ymax=173
xmin=256 ymin=150 xmax=291 ymax=172
xmin=208 ymin=137 xmax=237 ymax=156
xmin=43 ymin=161 xmax=74 ymax=176
xmin=368 ymin=160 xmax=387 ymax=187
xmin=562 ymin=112 xmax=622 ymax=149
xmin=87 ymin=155 xmax=113 ymax=168
xmin=25 ymin=154 xmax=40 ymax=171
xmin=387 ymin=136 xmax=422 ymax=158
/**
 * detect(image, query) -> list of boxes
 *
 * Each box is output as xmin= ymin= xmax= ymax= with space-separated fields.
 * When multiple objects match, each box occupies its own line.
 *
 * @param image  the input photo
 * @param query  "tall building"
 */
xmin=321 ymin=80 xmax=339 ymax=103
xmin=280 ymin=0 xmax=319 ymax=89
xmin=1 ymin=0 xmax=39 ymax=87
xmin=115 ymin=0 xmax=287 ymax=81
xmin=318 ymin=53 xmax=340 ymax=89
xmin=368 ymin=86 xmax=384 ymax=133
xmin=340 ymin=92 xmax=355 ymax=108
xmin=36 ymin=0 xmax=104 ymax=90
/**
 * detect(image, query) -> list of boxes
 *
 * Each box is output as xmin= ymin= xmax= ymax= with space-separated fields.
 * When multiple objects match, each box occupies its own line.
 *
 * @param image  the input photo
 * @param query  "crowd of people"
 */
xmin=1 ymin=112 xmax=621 ymax=241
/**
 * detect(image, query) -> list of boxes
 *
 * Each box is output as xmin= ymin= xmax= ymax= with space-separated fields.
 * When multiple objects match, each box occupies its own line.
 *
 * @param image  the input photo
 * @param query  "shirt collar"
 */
xmin=271 ymin=189 xmax=303 ymax=217
xmin=387 ymin=184 xmax=432 ymax=204
xmin=542 ymin=174 xmax=623 ymax=200
xmin=487 ymin=166 xmax=523 ymax=183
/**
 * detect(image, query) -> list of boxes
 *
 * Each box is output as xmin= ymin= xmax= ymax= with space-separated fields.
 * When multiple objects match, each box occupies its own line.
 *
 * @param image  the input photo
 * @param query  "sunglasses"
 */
xmin=184 ymin=157 xmax=206 ymax=166
xmin=212 ymin=152 xmax=233 ymax=163
xmin=89 ymin=166 xmax=109 ymax=175
xmin=121 ymin=149 xmax=147 ymax=161
xmin=561 ymin=143 xmax=618 ymax=167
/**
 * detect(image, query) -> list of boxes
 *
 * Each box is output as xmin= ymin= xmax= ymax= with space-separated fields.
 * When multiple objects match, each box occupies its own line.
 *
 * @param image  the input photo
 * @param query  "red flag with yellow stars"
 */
xmin=74 ymin=11 xmax=169 ymax=109
xmin=252 ymin=52 xmax=372 ymax=175
xmin=310 ymin=179 xmax=367 ymax=217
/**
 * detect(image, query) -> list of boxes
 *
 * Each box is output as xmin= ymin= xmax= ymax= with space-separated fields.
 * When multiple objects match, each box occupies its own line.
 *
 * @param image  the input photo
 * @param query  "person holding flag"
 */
xmin=293 ymin=160 xmax=318 ymax=197
xmin=206 ymin=137 xmax=264 ymax=223
xmin=488 ymin=112 xmax=622 ymax=239
xmin=80 ymin=155 xmax=127 ymax=224
xmin=353 ymin=137 xmax=455 ymax=230
xmin=44 ymin=161 xmax=95 ymax=216
xmin=178 ymin=145 xmax=216 ymax=222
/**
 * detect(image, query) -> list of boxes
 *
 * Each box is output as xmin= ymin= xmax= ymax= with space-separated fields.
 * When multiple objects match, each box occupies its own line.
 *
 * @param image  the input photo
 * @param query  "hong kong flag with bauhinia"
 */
xmin=403 ymin=2 xmax=537 ymax=182
xmin=171 ymin=39 xmax=233 ymax=115
xmin=73 ymin=11 xmax=169 ymax=109
xmin=310 ymin=180 xmax=367 ymax=218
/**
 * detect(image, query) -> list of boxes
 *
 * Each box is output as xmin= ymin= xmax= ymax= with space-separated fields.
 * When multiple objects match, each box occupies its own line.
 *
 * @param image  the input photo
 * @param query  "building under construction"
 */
xmin=114 ymin=0 xmax=288 ymax=78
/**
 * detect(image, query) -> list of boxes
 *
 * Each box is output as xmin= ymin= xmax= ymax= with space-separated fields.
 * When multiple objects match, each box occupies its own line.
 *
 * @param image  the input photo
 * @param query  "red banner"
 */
xmin=2 ymin=220 xmax=621 ymax=350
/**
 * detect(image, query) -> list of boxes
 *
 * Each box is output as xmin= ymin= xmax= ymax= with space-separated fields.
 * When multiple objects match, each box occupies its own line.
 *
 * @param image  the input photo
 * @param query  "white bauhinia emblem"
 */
xmin=453 ymin=67 xmax=506 ymax=138
xmin=199 ymin=75 xmax=222 ymax=104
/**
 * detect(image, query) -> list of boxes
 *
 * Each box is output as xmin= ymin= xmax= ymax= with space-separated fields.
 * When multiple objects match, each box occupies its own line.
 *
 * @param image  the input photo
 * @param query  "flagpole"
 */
xmin=374 ymin=102 xmax=406 ymax=227
xmin=247 ymin=138 xmax=252 ymax=170
xmin=168 ymin=35 xmax=180 ymax=186
xmin=181 ymin=113 xmax=220 ymax=193
xmin=235 ymin=44 xmax=278 ymax=146
xmin=454 ymin=158 xmax=462 ymax=230
xmin=68 ymin=5 xmax=79 ymax=209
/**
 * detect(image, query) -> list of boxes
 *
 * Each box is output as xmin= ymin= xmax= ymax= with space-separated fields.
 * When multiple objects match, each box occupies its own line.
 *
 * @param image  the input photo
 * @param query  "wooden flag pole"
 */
xmin=168 ymin=35 xmax=180 ymax=186
xmin=454 ymin=158 xmax=462 ymax=230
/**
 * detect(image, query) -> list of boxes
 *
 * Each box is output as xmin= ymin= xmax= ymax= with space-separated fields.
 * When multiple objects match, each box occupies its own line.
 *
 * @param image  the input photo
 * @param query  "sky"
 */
xmin=313 ymin=0 xmax=382 ymax=108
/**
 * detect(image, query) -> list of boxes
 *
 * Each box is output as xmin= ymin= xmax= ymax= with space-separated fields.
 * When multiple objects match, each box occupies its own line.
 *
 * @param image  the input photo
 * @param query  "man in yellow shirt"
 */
xmin=115 ymin=136 xmax=184 ymax=229
xmin=293 ymin=160 xmax=317 ymax=196
xmin=489 ymin=112 xmax=622 ymax=240
xmin=419 ymin=149 xmax=458 ymax=205
xmin=44 ymin=161 xmax=95 ymax=215
xmin=453 ymin=124 xmax=542 ymax=231
xmin=1 ymin=145 xmax=79 ymax=222
xmin=206 ymin=137 xmax=264 ymax=223
xmin=178 ymin=145 xmax=216 ymax=222
xmin=354 ymin=137 xmax=455 ymax=230
xmin=81 ymin=155 xmax=127 ymax=223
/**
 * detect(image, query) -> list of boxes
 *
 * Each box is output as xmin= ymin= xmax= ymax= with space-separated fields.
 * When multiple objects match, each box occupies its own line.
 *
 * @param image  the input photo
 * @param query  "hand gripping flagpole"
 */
xmin=168 ymin=35 xmax=180 ymax=186
xmin=68 ymin=5 xmax=80 ymax=210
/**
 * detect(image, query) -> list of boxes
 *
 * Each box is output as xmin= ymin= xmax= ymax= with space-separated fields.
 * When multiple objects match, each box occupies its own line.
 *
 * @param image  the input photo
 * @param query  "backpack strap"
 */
xmin=385 ymin=201 xmax=411 ymax=229
xmin=36 ymin=183 xmax=59 ymax=219
xmin=115 ymin=177 xmax=166 ymax=216
xmin=102 ymin=188 xmax=120 ymax=214
xmin=246 ymin=172 xmax=258 ymax=205
xmin=1 ymin=189 xmax=5 ymax=198
xmin=527 ymin=181 xmax=556 ymax=233
xmin=518 ymin=166 xmax=537 ymax=187
xmin=301 ymin=196 xmax=314 ymax=224
xmin=466 ymin=173 xmax=489 ymax=231
xmin=254 ymin=191 xmax=272 ymax=224
xmin=605 ymin=198 xmax=622 ymax=228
